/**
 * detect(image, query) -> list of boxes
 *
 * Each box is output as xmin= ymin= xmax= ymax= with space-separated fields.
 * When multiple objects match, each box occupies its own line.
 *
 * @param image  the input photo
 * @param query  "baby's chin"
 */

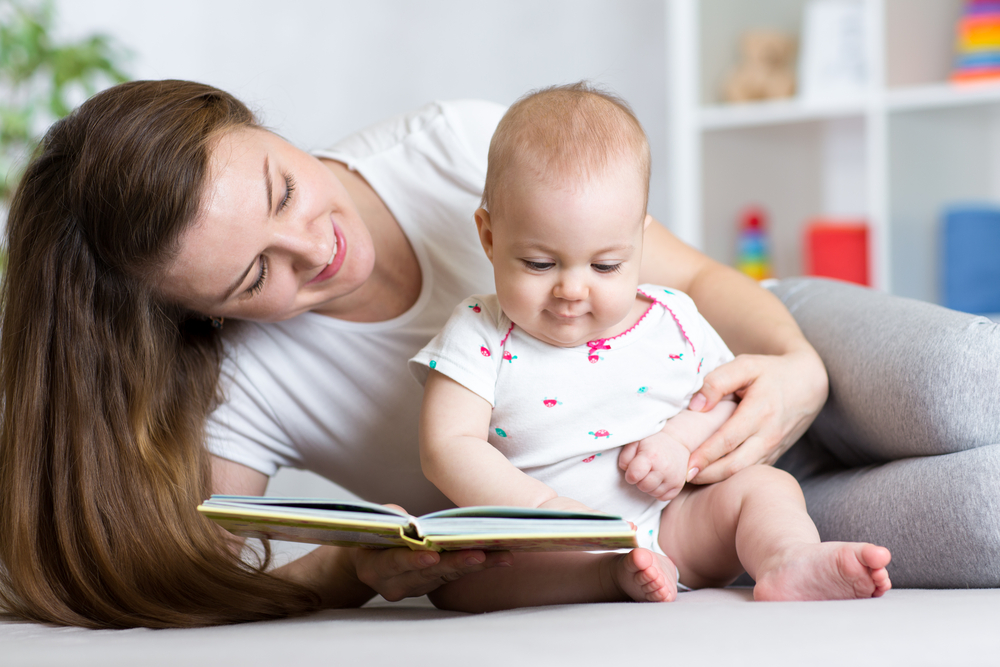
xmin=519 ymin=322 xmax=600 ymax=349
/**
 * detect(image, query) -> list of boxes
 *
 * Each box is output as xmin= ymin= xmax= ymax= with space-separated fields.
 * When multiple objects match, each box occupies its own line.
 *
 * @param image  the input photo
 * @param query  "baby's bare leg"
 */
xmin=428 ymin=549 xmax=676 ymax=612
xmin=659 ymin=465 xmax=891 ymax=600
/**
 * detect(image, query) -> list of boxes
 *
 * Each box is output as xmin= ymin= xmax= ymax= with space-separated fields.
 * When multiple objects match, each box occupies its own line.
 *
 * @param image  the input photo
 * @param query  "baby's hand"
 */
xmin=538 ymin=496 xmax=598 ymax=514
xmin=618 ymin=433 xmax=690 ymax=502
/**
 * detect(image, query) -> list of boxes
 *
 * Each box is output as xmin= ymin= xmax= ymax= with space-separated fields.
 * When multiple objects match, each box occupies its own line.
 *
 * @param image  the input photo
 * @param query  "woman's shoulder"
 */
xmin=314 ymin=99 xmax=506 ymax=168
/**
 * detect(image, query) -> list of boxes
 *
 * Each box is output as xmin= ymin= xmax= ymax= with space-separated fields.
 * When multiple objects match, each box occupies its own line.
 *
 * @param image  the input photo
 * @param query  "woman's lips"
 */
xmin=307 ymin=220 xmax=346 ymax=285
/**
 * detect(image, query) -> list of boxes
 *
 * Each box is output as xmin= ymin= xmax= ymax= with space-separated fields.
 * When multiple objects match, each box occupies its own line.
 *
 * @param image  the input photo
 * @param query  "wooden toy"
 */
xmin=723 ymin=30 xmax=797 ymax=103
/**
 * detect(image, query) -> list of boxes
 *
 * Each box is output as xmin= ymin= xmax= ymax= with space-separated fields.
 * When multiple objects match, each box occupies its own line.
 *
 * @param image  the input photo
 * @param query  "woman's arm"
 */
xmin=210 ymin=456 xmax=512 ymax=607
xmin=638 ymin=219 xmax=829 ymax=483
xmin=419 ymin=370 xmax=591 ymax=512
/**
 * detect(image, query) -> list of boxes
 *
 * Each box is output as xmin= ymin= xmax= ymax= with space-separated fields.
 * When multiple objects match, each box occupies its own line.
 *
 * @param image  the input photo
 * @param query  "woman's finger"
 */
xmin=430 ymin=550 xmax=512 ymax=577
xmin=685 ymin=404 xmax=759 ymax=481
xmin=690 ymin=356 xmax=758 ymax=412
xmin=358 ymin=546 xmax=435 ymax=582
xmin=386 ymin=550 xmax=513 ymax=599
xmin=693 ymin=434 xmax=770 ymax=484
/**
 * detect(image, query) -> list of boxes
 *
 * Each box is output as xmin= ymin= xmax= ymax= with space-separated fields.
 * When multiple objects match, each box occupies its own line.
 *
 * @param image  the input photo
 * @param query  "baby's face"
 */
xmin=478 ymin=164 xmax=648 ymax=348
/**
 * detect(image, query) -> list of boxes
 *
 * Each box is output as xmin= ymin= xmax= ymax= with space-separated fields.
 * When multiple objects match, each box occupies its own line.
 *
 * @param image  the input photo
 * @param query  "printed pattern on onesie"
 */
xmin=408 ymin=284 xmax=734 ymax=528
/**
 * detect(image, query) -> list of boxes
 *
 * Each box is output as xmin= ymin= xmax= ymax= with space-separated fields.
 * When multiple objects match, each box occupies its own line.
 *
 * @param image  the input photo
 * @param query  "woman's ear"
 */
xmin=474 ymin=208 xmax=495 ymax=262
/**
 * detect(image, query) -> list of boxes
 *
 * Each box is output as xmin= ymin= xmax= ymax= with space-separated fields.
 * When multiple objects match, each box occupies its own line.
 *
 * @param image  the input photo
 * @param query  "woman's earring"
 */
xmin=210 ymin=316 xmax=225 ymax=330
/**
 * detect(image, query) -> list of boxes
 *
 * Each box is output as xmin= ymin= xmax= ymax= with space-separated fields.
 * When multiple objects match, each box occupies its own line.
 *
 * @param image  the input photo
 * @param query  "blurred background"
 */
xmin=5 ymin=0 xmax=1000 ymax=311
xmin=5 ymin=0 xmax=671 ymax=221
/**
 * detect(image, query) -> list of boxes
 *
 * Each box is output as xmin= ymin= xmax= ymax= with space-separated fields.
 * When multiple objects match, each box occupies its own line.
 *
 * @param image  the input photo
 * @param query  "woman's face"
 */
xmin=161 ymin=127 xmax=375 ymax=322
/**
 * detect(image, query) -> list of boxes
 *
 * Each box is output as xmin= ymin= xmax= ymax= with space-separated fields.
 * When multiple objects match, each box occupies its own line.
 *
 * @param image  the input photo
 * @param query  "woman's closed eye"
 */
xmin=245 ymin=256 xmax=268 ymax=297
xmin=278 ymin=173 xmax=296 ymax=212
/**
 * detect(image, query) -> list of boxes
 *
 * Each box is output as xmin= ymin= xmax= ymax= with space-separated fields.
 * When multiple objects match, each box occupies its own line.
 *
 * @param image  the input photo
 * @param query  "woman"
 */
xmin=0 ymin=79 xmax=990 ymax=629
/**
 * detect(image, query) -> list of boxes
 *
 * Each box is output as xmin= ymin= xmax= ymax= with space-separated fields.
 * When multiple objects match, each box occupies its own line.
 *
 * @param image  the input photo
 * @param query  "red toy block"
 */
xmin=804 ymin=221 xmax=869 ymax=286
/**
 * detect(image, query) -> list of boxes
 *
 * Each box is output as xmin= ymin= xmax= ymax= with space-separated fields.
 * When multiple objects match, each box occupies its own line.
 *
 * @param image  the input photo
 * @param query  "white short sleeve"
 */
xmin=637 ymin=284 xmax=735 ymax=398
xmin=409 ymin=294 xmax=507 ymax=406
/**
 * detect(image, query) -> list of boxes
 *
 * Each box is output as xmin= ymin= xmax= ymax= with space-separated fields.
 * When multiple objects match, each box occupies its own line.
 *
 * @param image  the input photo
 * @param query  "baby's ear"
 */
xmin=474 ymin=208 xmax=495 ymax=262
xmin=643 ymin=213 xmax=653 ymax=230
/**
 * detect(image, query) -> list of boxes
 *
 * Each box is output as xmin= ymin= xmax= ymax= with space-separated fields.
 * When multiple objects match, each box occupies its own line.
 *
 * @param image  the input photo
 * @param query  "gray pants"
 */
xmin=768 ymin=278 xmax=1000 ymax=588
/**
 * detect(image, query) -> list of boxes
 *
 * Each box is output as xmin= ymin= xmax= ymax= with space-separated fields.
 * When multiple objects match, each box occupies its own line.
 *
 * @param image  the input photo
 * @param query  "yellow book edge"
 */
xmin=197 ymin=503 xmax=638 ymax=553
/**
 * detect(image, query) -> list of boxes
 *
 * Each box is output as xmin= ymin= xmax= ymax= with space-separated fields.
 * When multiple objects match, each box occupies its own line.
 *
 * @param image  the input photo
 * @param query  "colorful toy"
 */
xmin=736 ymin=207 xmax=772 ymax=281
xmin=951 ymin=0 xmax=1000 ymax=83
xmin=804 ymin=221 xmax=869 ymax=286
xmin=941 ymin=205 xmax=1000 ymax=314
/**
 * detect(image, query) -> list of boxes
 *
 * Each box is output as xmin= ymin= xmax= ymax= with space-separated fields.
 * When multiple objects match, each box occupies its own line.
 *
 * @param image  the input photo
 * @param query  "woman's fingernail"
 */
xmin=419 ymin=553 xmax=437 ymax=566
xmin=689 ymin=394 xmax=706 ymax=411
xmin=488 ymin=560 xmax=512 ymax=568
xmin=686 ymin=467 xmax=699 ymax=482
xmin=465 ymin=555 xmax=484 ymax=566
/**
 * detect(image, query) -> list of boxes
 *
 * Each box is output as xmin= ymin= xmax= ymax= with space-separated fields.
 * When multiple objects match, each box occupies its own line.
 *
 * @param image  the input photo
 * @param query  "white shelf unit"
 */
xmin=667 ymin=0 xmax=1000 ymax=304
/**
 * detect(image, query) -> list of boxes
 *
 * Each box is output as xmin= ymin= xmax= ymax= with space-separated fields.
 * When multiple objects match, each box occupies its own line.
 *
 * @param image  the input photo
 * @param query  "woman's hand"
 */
xmin=350 ymin=547 xmax=513 ymax=603
xmin=278 ymin=543 xmax=512 ymax=608
xmin=684 ymin=349 xmax=828 ymax=484
xmin=274 ymin=502 xmax=513 ymax=608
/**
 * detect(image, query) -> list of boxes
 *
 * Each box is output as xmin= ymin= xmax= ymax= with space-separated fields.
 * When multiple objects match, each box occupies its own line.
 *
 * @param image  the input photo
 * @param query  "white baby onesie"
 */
xmin=409 ymin=284 xmax=734 ymax=551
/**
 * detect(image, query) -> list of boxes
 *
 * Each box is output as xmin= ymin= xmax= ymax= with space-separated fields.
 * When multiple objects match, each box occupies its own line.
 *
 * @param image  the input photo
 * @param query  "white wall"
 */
xmin=57 ymin=0 xmax=670 ymax=223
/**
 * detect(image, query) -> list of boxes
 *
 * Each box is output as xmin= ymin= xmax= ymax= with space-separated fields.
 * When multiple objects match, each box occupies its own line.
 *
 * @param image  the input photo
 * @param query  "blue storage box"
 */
xmin=941 ymin=205 xmax=1000 ymax=314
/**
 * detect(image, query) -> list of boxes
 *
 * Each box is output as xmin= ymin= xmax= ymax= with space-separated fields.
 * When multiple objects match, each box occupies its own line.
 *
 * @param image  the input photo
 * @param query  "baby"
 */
xmin=409 ymin=83 xmax=891 ymax=605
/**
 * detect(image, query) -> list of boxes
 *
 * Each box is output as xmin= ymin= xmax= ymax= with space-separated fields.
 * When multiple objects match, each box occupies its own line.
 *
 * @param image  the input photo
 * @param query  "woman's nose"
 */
xmin=280 ymin=213 xmax=331 ymax=270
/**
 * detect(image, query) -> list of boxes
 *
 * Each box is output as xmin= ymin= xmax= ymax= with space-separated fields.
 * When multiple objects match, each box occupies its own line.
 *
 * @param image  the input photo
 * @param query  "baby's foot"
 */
xmin=607 ymin=548 xmax=677 ymax=603
xmin=753 ymin=542 xmax=892 ymax=602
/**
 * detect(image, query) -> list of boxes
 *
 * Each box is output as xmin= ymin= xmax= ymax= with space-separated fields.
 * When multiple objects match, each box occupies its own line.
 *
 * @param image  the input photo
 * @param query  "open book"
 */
xmin=198 ymin=495 xmax=637 ymax=552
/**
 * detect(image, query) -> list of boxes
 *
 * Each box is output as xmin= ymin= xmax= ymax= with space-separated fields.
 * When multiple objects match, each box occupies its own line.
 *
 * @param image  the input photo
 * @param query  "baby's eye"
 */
xmin=592 ymin=263 xmax=622 ymax=274
xmin=522 ymin=260 xmax=555 ymax=271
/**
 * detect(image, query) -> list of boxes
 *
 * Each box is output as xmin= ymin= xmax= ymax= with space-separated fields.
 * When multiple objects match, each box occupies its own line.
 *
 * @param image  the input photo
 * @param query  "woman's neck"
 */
xmin=322 ymin=161 xmax=422 ymax=323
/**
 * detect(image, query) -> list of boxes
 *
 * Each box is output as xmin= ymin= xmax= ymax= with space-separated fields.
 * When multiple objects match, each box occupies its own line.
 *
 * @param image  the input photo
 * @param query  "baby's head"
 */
xmin=476 ymin=82 xmax=652 ymax=348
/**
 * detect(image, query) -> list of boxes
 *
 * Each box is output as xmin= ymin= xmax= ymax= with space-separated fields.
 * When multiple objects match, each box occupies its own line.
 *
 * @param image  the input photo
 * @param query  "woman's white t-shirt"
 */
xmin=205 ymin=100 xmax=505 ymax=516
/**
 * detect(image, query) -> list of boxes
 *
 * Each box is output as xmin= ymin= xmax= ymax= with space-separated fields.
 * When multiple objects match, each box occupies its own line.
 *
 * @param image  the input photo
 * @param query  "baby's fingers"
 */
xmin=636 ymin=470 xmax=666 ymax=495
xmin=619 ymin=441 xmax=639 ymax=471
xmin=624 ymin=455 xmax=652 ymax=485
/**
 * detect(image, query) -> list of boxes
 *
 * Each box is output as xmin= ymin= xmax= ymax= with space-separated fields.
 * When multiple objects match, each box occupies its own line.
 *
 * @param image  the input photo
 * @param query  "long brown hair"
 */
xmin=0 ymin=80 xmax=321 ymax=627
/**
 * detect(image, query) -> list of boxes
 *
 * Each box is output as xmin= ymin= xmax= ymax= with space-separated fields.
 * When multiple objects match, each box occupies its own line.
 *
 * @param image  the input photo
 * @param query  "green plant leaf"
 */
xmin=0 ymin=0 xmax=131 ymax=201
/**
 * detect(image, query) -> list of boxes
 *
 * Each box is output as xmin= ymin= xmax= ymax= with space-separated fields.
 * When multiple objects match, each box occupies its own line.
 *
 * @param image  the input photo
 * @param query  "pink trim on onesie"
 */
xmin=636 ymin=288 xmax=696 ymax=355
xmin=585 ymin=301 xmax=657 ymax=361
xmin=500 ymin=322 xmax=515 ymax=346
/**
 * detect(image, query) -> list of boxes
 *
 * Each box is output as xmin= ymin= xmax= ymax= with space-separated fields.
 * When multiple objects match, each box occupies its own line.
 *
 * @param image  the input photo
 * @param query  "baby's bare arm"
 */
xmin=421 ymin=370 xmax=589 ymax=510
xmin=660 ymin=397 xmax=739 ymax=456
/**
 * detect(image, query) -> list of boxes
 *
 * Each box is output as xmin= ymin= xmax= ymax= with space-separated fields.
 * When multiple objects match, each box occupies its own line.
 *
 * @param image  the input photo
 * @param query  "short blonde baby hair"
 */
xmin=482 ymin=82 xmax=651 ymax=217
